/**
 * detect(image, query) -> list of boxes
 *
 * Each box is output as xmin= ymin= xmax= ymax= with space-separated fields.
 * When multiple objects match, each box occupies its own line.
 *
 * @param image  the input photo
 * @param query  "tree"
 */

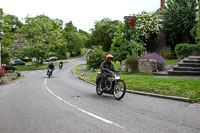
xmin=54 ymin=18 xmax=63 ymax=29
xmin=62 ymin=21 xmax=88 ymax=56
xmin=63 ymin=31 xmax=84 ymax=56
xmin=163 ymin=0 xmax=198 ymax=48
xmin=20 ymin=15 xmax=62 ymax=65
xmin=0 ymin=8 xmax=23 ymax=64
xmin=86 ymin=18 xmax=119 ymax=51
xmin=64 ymin=21 xmax=77 ymax=32
xmin=195 ymin=0 xmax=200 ymax=43
xmin=111 ymin=22 xmax=146 ymax=62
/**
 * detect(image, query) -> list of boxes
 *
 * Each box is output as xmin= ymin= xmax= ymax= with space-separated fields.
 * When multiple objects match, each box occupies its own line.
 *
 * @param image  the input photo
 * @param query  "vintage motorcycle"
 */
xmin=96 ymin=69 xmax=126 ymax=100
xmin=47 ymin=69 xmax=53 ymax=78
xmin=59 ymin=64 xmax=63 ymax=69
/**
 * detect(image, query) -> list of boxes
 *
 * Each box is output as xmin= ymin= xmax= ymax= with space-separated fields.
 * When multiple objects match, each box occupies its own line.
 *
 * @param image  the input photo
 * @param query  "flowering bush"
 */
xmin=141 ymin=53 xmax=165 ymax=71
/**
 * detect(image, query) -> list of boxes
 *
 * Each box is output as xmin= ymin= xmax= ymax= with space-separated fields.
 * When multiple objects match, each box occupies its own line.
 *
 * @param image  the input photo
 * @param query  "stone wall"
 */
xmin=138 ymin=59 xmax=158 ymax=73
xmin=147 ymin=31 xmax=171 ymax=53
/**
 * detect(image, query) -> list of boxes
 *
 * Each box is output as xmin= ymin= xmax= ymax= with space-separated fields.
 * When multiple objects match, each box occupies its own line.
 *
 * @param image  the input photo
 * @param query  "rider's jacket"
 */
xmin=48 ymin=64 xmax=55 ymax=70
xmin=100 ymin=61 xmax=115 ymax=73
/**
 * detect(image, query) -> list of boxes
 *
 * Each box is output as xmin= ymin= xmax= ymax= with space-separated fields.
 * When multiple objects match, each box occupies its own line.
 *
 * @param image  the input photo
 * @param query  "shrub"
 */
xmin=12 ymin=76 xmax=17 ymax=80
xmin=141 ymin=53 xmax=166 ymax=71
xmin=161 ymin=53 xmax=171 ymax=59
xmin=175 ymin=43 xmax=192 ymax=58
xmin=130 ymin=41 xmax=146 ymax=57
xmin=175 ymin=43 xmax=200 ymax=59
xmin=0 ymin=71 xmax=3 ymax=78
xmin=5 ymin=66 xmax=17 ymax=72
xmin=0 ymin=79 xmax=3 ymax=84
xmin=87 ymin=46 xmax=107 ymax=69
xmin=17 ymin=72 xmax=21 ymax=77
xmin=125 ymin=55 xmax=139 ymax=72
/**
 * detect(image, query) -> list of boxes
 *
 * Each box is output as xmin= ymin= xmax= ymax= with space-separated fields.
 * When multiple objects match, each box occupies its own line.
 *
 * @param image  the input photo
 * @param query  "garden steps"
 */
xmin=168 ymin=56 xmax=200 ymax=76
xmin=183 ymin=58 xmax=200 ymax=63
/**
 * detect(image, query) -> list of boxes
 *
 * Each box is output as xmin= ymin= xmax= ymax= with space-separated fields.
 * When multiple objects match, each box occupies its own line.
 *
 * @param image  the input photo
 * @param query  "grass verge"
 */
xmin=14 ymin=61 xmax=68 ymax=71
xmin=72 ymin=64 xmax=83 ymax=74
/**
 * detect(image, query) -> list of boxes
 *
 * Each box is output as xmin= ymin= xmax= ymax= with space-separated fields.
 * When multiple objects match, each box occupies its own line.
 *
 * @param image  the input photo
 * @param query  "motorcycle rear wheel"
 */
xmin=113 ymin=80 xmax=126 ymax=100
xmin=96 ymin=78 xmax=103 ymax=95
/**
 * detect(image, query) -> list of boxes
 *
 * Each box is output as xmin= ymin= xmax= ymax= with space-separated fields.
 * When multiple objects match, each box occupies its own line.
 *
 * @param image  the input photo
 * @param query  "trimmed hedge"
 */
xmin=175 ymin=43 xmax=200 ymax=59
xmin=5 ymin=66 xmax=17 ymax=72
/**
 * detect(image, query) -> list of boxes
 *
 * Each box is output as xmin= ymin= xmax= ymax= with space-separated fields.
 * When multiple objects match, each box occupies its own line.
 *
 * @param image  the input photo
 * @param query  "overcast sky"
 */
xmin=0 ymin=0 xmax=160 ymax=32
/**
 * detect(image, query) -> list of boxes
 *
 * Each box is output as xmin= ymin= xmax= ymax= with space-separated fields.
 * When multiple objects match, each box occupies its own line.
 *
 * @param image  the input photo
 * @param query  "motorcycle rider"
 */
xmin=59 ymin=61 xmax=63 ymax=68
xmin=100 ymin=54 xmax=115 ymax=90
xmin=47 ymin=62 xmax=55 ymax=75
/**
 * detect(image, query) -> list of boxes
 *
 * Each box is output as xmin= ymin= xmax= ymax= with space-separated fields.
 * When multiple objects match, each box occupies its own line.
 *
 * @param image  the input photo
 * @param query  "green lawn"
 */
xmin=165 ymin=59 xmax=179 ymax=65
xmin=14 ymin=61 xmax=68 ymax=71
xmin=72 ymin=64 xmax=83 ymax=74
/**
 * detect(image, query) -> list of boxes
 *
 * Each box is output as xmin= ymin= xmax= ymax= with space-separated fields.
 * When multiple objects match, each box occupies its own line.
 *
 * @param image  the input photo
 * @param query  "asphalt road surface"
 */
xmin=0 ymin=55 xmax=200 ymax=133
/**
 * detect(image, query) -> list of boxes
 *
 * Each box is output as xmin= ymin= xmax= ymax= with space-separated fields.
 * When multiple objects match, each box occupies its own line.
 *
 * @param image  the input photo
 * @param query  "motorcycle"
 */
xmin=96 ymin=69 xmax=126 ymax=100
xmin=47 ymin=69 xmax=53 ymax=78
xmin=59 ymin=64 xmax=63 ymax=69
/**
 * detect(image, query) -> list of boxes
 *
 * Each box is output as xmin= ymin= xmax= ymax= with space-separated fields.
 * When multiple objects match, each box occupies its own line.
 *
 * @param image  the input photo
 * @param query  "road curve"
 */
xmin=0 ymin=56 xmax=200 ymax=133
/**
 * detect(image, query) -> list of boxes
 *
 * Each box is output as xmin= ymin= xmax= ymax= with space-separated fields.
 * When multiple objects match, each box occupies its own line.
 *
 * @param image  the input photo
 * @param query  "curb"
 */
xmin=72 ymin=70 xmax=190 ymax=103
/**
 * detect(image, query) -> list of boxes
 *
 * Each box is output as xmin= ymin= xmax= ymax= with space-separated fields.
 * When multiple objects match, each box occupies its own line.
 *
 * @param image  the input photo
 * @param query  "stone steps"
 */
xmin=173 ymin=65 xmax=200 ymax=71
xmin=168 ymin=70 xmax=200 ymax=76
xmin=168 ymin=56 xmax=200 ymax=76
xmin=183 ymin=58 xmax=200 ymax=63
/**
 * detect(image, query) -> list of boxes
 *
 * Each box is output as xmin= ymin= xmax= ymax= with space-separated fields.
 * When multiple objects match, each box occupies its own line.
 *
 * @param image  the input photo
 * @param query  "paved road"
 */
xmin=0 ymin=56 xmax=200 ymax=133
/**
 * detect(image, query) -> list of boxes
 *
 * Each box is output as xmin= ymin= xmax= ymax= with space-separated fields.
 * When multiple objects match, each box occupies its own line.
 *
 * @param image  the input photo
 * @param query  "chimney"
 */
xmin=161 ymin=0 xmax=165 ymax=8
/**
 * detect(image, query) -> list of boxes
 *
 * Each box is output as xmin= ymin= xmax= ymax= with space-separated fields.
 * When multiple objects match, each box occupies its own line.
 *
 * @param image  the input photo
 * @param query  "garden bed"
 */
xmin=0 ymin=72 xmax=20 ymax=85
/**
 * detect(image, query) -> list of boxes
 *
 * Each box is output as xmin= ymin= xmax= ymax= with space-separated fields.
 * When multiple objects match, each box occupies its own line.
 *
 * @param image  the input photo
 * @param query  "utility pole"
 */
xmin=0 ymin=36 xmax=2 ymax=67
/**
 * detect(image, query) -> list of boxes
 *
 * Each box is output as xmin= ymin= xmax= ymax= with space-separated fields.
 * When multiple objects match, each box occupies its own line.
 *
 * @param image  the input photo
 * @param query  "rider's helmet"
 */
xmin=106 ymin=54 xmax=114 ymax=61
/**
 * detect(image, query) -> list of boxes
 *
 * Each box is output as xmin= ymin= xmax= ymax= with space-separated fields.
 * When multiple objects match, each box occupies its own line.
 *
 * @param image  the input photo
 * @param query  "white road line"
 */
xmin=44 ymin=78 xmax=126 ymax=130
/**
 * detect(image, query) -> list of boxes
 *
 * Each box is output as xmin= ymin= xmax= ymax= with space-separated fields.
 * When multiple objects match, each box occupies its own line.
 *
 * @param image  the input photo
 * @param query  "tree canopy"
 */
xmin=0 ymin=8 xmax=23 ymax=64
xmin=20 ymin=15 xmax=63 ymax=64
xmin=163 ymin=0 xmax=198 ymax=48
xmin=86 ymin=18 xmax=119 ymax=51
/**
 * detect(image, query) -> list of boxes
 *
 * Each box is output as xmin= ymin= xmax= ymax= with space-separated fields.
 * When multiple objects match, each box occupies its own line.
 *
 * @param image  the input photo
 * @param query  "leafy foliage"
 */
xmin=87 ymin=46 xmax=107 ymax=69
xmin=86 ymin=18 xmax=119 ymax=51
xmin=175 ymin=43 xmax=200 ymax=58
xmin=163 ymin=0 xmax=198 ymax=46
xmin=125 ymin=55 xmax=139 ymax=72
xmin=62 ymin=21 xmax=88 ymax=56
xmin=111 ymin=22 xmax=146 ymax=61
xmin=195 ymin=1 xmax=200 ymax=43
xmin=0 ymin=8 xmax=23 ymax=64
xmin=20 ymin=15 xmax=63 ymax=64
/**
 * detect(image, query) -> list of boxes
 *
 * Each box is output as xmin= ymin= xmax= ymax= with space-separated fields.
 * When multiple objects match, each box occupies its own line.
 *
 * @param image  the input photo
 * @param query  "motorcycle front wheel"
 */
xmin=96 ymin=78 xmax=103 ymax=95
xmin=113 ymin=80 xmax=126 ymax=100
xmin=47 ymin=71 xmax=51 ymax=78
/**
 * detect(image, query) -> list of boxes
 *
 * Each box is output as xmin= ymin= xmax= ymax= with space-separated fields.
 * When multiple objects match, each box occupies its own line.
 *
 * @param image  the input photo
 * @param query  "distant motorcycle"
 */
xmin=47 ymin=69 xmax=53 ymax=78
xmin=59 ymin=64 xmax=63 ymax=69
xmin=96 ymin=69 xmax=126 ymax=100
